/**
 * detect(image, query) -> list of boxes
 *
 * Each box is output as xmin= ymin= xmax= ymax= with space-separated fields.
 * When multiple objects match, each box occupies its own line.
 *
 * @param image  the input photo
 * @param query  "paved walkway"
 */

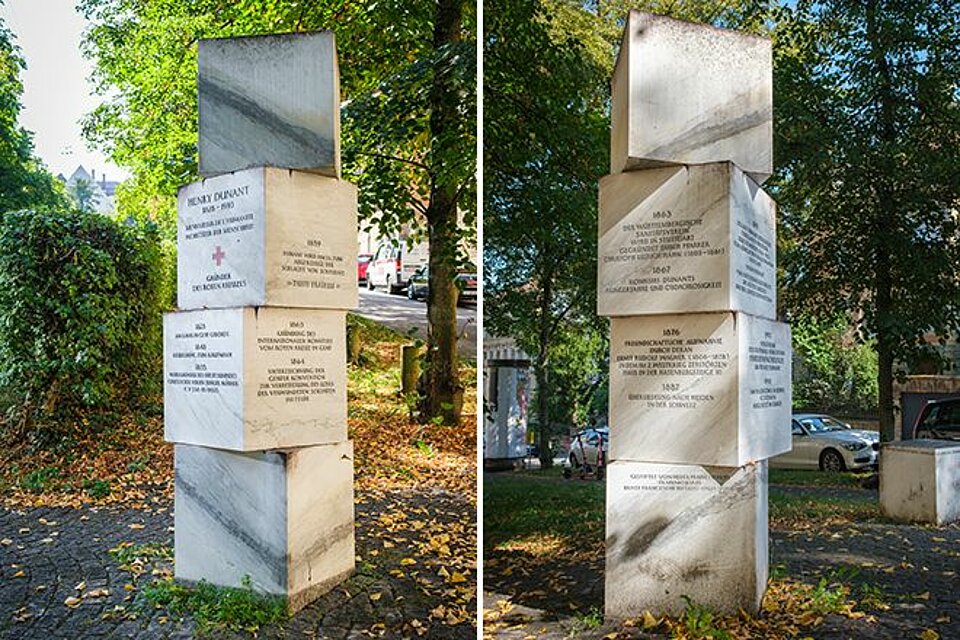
xmin=0 ymin=489 xmax=476 ymax=639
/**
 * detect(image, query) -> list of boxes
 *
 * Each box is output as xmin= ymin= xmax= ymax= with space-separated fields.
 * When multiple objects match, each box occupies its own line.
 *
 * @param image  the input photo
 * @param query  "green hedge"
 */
xmin=0 ymin=209 xmax=165 ymax=440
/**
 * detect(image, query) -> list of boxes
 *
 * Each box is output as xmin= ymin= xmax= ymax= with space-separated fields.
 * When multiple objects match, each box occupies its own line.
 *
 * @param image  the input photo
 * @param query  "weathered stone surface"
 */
xmin=198 ymin=32 xmax=340 ymax=177
xmin=605 ymin=460 xmax=768 ymax=618
xmin=880 ymin=440 xmax=960 ymax=525
xmin=598 ymin=163 xmax=776 ymax=319
xmin=177 ymin=167 xmax=357 ymax=311
xmin=163 ymin=307 xmax=347 ymax=451
xmin=174 ymin=441 xmax=355 ymax=612
xmin=611 ymin=11 xmax=772 ymax=182
xmin=609 ymin=312 xmax=791 ymax=467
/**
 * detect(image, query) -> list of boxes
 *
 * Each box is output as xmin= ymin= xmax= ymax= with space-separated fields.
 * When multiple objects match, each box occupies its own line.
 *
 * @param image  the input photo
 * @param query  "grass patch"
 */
xmin=140 ymin=576 xmax=287 ymax=634
xmin=769 ymin=468 xmax=870 ymax=488
xmin=484 ymin=475 xmax=603 ymax=555
xmin=769 ymin=488 xmax=880 ymax=524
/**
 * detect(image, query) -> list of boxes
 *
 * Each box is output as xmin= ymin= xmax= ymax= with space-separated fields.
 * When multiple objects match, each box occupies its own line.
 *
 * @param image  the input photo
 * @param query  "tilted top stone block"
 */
xmin=597 ymin=163 xmax=776 ymax=319
xmin=199 ymin=32 xmax=340 ymax=177
xmin=177 ymin=167 xmax=358 ymax=311
xmin=611 ymin=12 xmax=772 ymax=182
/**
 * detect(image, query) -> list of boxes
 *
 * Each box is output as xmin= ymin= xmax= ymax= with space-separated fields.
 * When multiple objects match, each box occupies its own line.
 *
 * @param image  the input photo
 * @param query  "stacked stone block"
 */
xmin=163 ymin=32 xmax=356 ymax=613
xmin=600 ymin=12 xmax=791 ymax=618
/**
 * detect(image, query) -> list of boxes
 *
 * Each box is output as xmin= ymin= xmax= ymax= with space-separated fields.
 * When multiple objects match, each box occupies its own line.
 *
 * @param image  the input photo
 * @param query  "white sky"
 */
xmin=1 ymin=0 xmax=128 ymax=181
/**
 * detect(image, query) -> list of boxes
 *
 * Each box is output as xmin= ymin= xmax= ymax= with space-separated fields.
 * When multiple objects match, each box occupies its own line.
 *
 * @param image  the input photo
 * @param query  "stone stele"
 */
xmin=610 ymin=11 xmax=772 ymax=183
xmin=597 ymin=162 xmax=776 ymax=319
xmin=198 ymin=32 xmax=340 ymax=177
xmin=163 ymin=306 xmax=347 ymax=451
xmin=174 ymin=441 xmax=355 ymax=613
xmin=880 ymin=440 xmax=960 ymax=525
xmin=605 ymin=459 xmax=768 ymax=618
xmin=609 ymin=312 xmax=791 ymax=467
xmin=177 ymin=167 xmax=358 ymax=311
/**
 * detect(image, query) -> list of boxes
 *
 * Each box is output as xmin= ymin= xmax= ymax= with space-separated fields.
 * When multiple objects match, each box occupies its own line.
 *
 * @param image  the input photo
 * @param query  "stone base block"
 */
xmin=605 ymin=460 xmax=768 ymax=618
xmin=177 ymin=167 xmax=357 ymax=311
xmin=880 ymin=440 xmax=960 ymax=525
xmin=598 ymin=163 xmax=776 ymax=319
xmin=174 ymin=441 xmax=355 ymax=612
xmin=611 ymin=11 xmax=772 ymax=182
xmin=164 ymin=307 xmax=346 ymax=451
xmin=609 ymin=312 xmax=791 ymax=467
xmin=198 ymin=31 xmax=340 ymax=177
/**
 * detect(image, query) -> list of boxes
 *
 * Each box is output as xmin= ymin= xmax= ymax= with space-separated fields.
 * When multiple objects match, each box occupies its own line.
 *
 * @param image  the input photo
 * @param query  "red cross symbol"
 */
xmin=212 ymin=246 xmax=226 ymax=266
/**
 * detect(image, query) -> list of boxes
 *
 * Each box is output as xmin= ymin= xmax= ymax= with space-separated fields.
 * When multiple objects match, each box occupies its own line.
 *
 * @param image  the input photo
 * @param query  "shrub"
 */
xmin=0 ymin=209 xmax=165 ymax=441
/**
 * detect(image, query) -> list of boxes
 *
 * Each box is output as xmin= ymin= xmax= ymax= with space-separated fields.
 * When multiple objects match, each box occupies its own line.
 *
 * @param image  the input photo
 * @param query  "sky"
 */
xmin=1 ymin=0 xmax=128 ymax=182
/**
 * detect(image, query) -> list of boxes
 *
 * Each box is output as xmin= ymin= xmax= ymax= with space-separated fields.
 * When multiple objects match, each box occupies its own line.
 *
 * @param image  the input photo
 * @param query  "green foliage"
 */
xmin=108 ymin=541 xmax=173 ymax=566
xmin=20 ymin=465 xmax=60 ymax=493
xmin=140 ymin=576 xmax=287 ymax=633
xmin=0 ymin=9 xmax=65 ymax=213
xmin=792 ymin=315 xmax=879 ymax=414
xmin=0 ymin=209 xmax=165 ymax=440
xmin=83 ymin=478 xmax=111 ymax=498
xmin=772 ymin=1 xmax=960 ymax=438
xmin=680 ymin=596 xmax=732 ymax=640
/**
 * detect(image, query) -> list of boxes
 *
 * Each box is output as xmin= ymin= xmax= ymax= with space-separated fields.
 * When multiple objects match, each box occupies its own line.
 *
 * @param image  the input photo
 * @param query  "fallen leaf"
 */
xmin=64 ymin=596 xmax=82 ymax=608
xmin=400 ymin=557 xmax=417 ymax=566
xmin=919 ymin=630 xmax=939 ymax=640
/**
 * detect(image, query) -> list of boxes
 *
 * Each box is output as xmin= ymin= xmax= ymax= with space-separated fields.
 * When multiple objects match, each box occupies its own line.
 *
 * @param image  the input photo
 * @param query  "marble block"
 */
xmin=598 ymin=163 xmax=776 ymax=319
xmin=609 ymin=312 xmax=791 ymax=467
xmin=880 ymin=440 xmax=960 ymax=525
xmin=611 ymin=11 xmax=772 ymax=183
xmin=198 ymin=32 xmax=340 ymax=177
xmin=174 ymin=441 xmax=355 ymax=612
xmin=605 ymin=460 xmax=768 ymax=618
xmin=164 ymin=307 xmax=347 ymax=451
xmin=177 ymin=167 xmax=358 ymax=311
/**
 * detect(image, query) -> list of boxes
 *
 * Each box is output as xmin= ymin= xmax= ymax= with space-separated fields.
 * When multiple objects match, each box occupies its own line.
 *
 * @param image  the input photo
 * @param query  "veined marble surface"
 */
xmin=597 ymin=163 xmax=776 ymax=319
xmin=177 ymin=167 xmax=358 ymax=311
xmin=880 ymin=440 xmax=960 ymax=525
xmin=198 ymin=32 xmax=340 ymax=177
xmin=174 ymin=441 xmax=355 ymax=612
xmin=608 ymin=312 xmax=791 ymax=467
xmin=611 ymin=11 xmax=772 ymax=183
xmin=605 ymin=460 xmax=768 ymax=617
xmin=164 ymin=307 xmax=348 ymax=451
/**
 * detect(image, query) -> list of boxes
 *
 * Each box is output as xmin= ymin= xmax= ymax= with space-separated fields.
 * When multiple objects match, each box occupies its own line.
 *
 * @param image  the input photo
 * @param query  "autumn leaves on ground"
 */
xmin=484 ymin=470 xmax=959 ymax=640
xmin=0 ymin=315 xmax=477 ymax=636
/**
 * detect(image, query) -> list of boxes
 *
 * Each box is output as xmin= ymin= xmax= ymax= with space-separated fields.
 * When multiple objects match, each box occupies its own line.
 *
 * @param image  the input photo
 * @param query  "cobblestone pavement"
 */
xmin=0 ymin=489 xmax=476 ymax=639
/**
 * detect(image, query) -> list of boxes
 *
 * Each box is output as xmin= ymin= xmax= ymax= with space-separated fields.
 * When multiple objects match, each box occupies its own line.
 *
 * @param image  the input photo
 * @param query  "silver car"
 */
xmin=771 ymin=413 xmax=879 ymax=472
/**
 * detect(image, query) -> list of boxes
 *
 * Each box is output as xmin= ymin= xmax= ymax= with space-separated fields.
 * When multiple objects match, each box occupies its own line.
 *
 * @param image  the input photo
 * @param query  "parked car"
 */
xmin=357 ymin=254 xmax=373 ymax=282
xmin=567 ymin=427 xmax=608 ymax=470
xmin=406 ymin=265 xmax=478 ymax=305
xmin=914 ymin=398 xmax=960 ymax=441
xmin=771 ymin=413 xmax=879 ymax=472
xmin=367 ymin=239 xmax=429 ymax=294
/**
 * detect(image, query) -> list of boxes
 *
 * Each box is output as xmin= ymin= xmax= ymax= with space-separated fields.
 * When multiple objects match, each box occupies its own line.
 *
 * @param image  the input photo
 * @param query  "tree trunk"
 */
xmin=422 ymin=0 xmax=464 ymax=425
xmin=866 ymin=0 xmax=898 ymax=442
xmin=537 ymin=272 xmax=554 ymax=468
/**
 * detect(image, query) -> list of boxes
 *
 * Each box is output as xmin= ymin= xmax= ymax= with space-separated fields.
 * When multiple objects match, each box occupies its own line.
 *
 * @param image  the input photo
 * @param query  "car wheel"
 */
xmin=820 ymin=448 xmax=846 ymax=472
xmin=367 ymin=277 xmax=375 ymax=291
xmin=387 ymin=275 xmax=402 ymax=295
xmin=407 ymin=283 xmax=416 ymax=300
